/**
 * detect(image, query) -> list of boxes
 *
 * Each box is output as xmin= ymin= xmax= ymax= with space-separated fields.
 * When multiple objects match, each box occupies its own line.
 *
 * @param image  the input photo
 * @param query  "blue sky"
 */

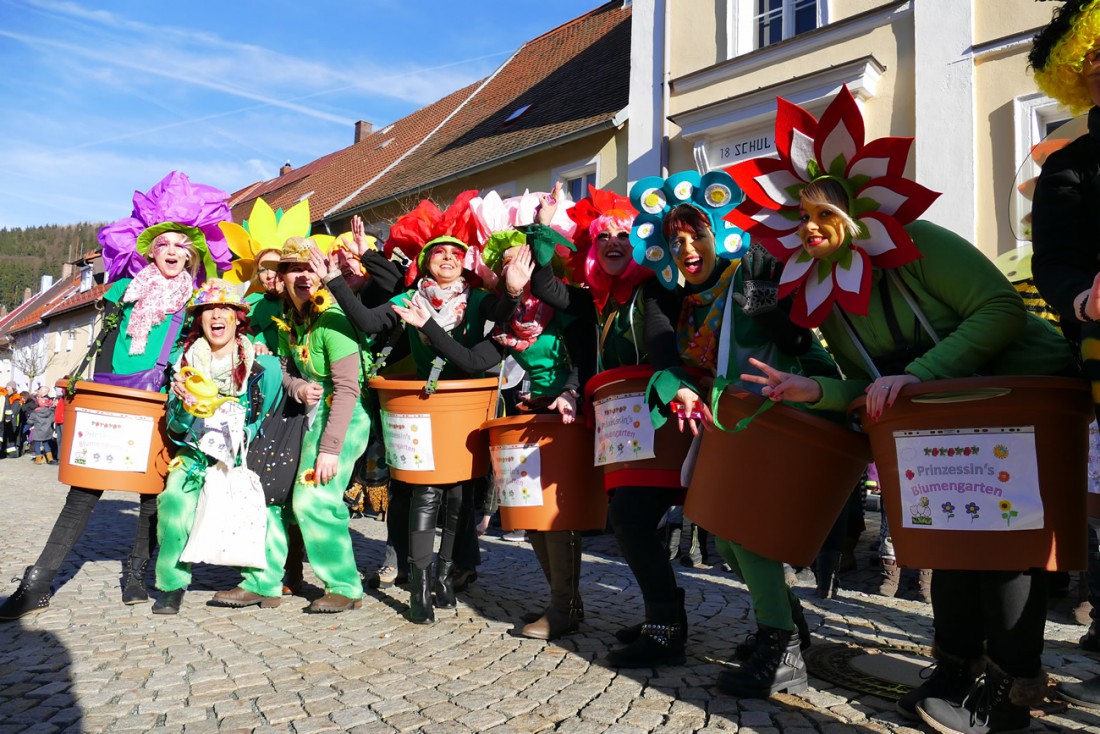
xmin=0 ymin=0 xmax=606 ymax=229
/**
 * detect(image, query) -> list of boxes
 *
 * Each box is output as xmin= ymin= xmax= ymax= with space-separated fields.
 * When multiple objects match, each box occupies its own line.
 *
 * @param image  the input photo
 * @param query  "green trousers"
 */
xmin=715 ymin=537 xmax=797 ymax=631
xmin=156 ymin=455 xmax=291 ymax=594
xmin=241 ymin=396 xmax=370 ymax=599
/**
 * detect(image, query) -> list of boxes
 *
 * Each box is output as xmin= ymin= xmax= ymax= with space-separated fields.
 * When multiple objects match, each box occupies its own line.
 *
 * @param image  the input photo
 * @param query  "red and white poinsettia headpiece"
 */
xmin=383 ymin=191 xmax=482 ymax=287
xmin=567 ymin=186 xmax=650 ymax=311
xmin=724 ymin=85 xmax=940 ymax=327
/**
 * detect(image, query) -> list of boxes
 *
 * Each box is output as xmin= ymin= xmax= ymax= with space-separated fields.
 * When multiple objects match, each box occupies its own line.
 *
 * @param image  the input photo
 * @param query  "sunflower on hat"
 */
xmin=724 ymin=85 xmax=939 ymax=327
xmin=98 ymin=171 xmax=233 ymax=288
xmin=219 ymin=198 xmax=312 ymax=294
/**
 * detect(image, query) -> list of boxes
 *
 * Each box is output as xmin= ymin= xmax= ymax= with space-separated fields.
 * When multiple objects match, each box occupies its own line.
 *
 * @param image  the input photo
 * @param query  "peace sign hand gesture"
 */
xmin=740 ymin=358 xmax=823 ymax=404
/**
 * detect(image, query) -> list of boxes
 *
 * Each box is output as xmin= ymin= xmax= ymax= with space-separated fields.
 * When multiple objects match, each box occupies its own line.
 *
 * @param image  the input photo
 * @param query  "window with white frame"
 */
xmin=67 ymin=329 xmax=75 ymax=352
xmin=553 ymin=159 xmax=598 ymax=203
xmin=730 ymin=0 xmax=822 ymax=56
xmin=1012 ymin=94 xmax=1078 ymax=243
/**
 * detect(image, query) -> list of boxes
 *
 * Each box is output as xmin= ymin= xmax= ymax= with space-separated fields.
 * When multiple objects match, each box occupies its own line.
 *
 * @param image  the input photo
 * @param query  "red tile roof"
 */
xmin=42 ymin=282 xmax=111 ymax=319
xmin=330 ymin=1 xmax=631 ymax=218
xmin=226 ymin=1 xmax=631 ymax=230
xmin=1 ymin=275 xmax=81 ymax=336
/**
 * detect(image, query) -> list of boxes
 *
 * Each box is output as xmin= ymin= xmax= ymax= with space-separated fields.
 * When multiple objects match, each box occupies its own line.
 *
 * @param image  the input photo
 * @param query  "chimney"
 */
xmin=61 ymin=262 xmax=74 ymax=279
xmin=23 ymin=287 xmax=31 ymax=303
xmin=40 ymin=275 xmax=54 ymax=292
xmin=279 ymin=161 xmax=292 ymax=176
xmin=354 ymin=120 xmax=373 ymax=143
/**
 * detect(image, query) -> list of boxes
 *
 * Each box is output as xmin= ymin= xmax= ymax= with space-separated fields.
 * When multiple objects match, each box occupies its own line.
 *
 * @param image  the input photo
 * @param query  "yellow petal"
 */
xmin=247 ymin=198 xmax=279 ymax=249
xmin=220 ymin=221 xmax=258 ymax=260
xmin=223 ymin=259 xmax=254 ymax=285
xmin=276 ymin=199 xmax=313 ymax=241
xmin=311 ymin=234 xmax=335 ymax=255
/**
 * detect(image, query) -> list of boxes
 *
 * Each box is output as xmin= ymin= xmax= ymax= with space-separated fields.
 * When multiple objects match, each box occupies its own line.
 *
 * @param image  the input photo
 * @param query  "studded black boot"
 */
xmin=716 ymin=624 xmax=808 ymax=698
xmin=0 ymin=566 xmax=53 ymax=621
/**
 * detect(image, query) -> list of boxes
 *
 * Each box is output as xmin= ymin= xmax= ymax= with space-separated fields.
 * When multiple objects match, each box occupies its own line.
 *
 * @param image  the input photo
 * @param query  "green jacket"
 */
xmin=811 ymin=220 xmax=1076 ymax=412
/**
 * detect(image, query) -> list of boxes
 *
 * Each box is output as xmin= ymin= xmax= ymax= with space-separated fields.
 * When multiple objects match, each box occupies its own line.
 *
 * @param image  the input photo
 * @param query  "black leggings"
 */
xmin=408 ymin=483 xmax=467 ymax=571
xmin=35 ymin=486 xmax=157 ymax=578
xmin=931 ymin=569 xmax=1046 ymax=677
xmin=608 ymin=486 xmax=681 ymax=607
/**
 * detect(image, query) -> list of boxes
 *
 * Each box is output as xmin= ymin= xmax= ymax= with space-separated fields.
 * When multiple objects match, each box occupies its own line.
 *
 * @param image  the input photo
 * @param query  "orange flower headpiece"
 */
xmin=384 ymin=191 xmax=481 ymax=286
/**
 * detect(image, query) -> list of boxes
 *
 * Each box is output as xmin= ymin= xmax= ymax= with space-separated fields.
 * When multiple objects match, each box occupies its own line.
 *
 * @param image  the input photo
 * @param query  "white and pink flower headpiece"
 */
xmin=724 ymin=85 xmax=940 ymax=327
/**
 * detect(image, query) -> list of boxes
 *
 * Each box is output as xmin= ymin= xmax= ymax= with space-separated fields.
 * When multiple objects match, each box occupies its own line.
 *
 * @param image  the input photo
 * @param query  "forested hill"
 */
xmin=0 ymin=223 xmax=104 ymax=312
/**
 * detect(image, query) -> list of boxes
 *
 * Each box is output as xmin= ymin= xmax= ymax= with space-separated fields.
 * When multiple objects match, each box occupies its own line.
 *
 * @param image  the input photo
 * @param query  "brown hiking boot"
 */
xmin=309 ymin=593 xmax=363 ymax=613
xmin=878 ymin=559 xmax=901 ymax=598
xmin=212 ymin=587 xmax=281 ymax=608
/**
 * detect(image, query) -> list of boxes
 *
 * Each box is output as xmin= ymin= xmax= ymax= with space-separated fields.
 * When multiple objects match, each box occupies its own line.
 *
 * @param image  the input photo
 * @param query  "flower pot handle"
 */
xmin=908 ymin=387 xmax=1012 ymax=404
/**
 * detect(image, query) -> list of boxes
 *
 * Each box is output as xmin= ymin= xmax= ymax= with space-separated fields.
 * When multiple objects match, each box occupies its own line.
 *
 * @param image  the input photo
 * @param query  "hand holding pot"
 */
xmin=548 ymin=391 xmax=576 ymax=424
xmin=314 ymin=451 xmax=339 ymax=485
xmin=671 ymin=386 xmax=713 ymax=436
xmin=864 ymin=374 xmax=920 ymax=422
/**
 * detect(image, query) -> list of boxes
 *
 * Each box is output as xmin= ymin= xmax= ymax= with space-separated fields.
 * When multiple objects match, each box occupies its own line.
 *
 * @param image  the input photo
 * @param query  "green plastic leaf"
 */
xmin=828 ymin=154 xmax=848 ymax=178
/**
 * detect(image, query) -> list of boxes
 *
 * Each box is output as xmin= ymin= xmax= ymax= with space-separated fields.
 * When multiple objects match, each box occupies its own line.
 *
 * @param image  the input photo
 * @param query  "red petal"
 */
xmin=858 ymin=177 xmax=941 ymax=224
xmin=858 ymin=212 xmax=924 ymax=269
xmin=788 ymin=287 xmax=835 ymax=328
xmin=724 ymin=157 xmax=802 ymax=211
xmin=724 ymin=200 xmax=799 ymax=238
xmin=775 ymin=96 xmax=819 ymax=163
xmin=848 ymin=137 xmax=913 ymax=180
xmin=815 ymin=85 xmax=864 ymax=174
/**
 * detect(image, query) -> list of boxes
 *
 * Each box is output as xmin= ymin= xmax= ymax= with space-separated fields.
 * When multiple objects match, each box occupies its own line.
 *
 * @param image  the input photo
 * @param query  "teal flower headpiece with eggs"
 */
xmin=628 ymin=170 xmax=749 ymax=289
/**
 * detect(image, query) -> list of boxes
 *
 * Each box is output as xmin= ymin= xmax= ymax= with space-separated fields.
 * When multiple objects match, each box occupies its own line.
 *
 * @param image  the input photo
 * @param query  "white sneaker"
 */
xmin=502 ymin=530 xmax=527 ymax=542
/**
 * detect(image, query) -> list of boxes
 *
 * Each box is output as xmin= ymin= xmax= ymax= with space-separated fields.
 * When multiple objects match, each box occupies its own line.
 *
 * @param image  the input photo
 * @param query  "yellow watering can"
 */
xmin=179 ymin=367 xmax=235 ymax=419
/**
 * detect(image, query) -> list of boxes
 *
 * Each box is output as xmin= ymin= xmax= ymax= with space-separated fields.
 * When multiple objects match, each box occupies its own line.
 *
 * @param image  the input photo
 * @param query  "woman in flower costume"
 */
xmin=331 ymin=191 xmax=528 ymax=624
xmin=632 ymin=168 xmax=835 ymax=695
xmin=221 ymin=236 xmax=370 ymax=613
xmin=730 ymin=87 xmax=1075 ymax=731
xmin=0 ymin=172 xmax=234 ymax=621
xmin=470 ymin=187 xmax=594 ymax=640
xmin=151 ymin=280 xmax=286 ymax=614
xmin=1029 ymin=0 xmax=1100 ymax=714
xmin=527 ymin=184 xmax=705 ymax=664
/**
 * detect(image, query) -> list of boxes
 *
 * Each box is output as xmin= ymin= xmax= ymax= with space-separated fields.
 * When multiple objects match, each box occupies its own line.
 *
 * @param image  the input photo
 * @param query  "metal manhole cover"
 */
xmin=803 ymin=642 xmax=932 ymax=701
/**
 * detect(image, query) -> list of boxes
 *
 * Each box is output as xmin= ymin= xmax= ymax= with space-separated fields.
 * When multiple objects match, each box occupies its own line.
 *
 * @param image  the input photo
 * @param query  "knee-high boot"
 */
xmin=432 ymin=485 xmax=463 ymax=609
xmin=521 ymin=530 xmax=553 ymax=623
xmin=521 ymin=531 xmax=581 ymax=640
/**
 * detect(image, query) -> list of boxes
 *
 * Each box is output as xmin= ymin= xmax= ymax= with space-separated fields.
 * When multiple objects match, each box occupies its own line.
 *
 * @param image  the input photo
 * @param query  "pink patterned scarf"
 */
xmin=122 ymin=264 xmax=193 ymax=355
xmin=493 ymin=295 xmax=554 ymax=352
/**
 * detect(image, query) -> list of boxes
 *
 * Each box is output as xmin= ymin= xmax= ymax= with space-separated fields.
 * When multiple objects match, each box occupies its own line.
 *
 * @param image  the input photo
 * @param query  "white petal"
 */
xmin=803 ymin=262 xmax=835 ymax=314
xmin=834 ymin=253 xmax=865 ymax=294
xmin=780 ymin=252 xmax=814 ymax=288
xmin=819 ymin=120 xmax=858 ymax=174
xmin=790 ymin=129 xmax=815 ymax=181
xmin=860 ymin=184 xmax=907 ymax=217
xmin=754 ymin=170 xmax=804 ymax=208
xmin=849 ymin=154 xmax=890 ymax=180
xmin=859 ymin=217 xmax=898 ymax=257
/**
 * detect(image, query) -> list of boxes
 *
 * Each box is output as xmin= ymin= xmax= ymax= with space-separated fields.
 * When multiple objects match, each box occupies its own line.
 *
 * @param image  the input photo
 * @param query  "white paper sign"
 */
xmin=893 ymin=427 xmax=1044 ymax=532
xmin=492 ymin=443 xmax=543 ymax=507
xmin=593 ymin=392 xmax=654 ymax=466
xmin=68 ymin=407 xmax=155 ymax=473
xmin=381 ymin=411 xmax=435 ymax=471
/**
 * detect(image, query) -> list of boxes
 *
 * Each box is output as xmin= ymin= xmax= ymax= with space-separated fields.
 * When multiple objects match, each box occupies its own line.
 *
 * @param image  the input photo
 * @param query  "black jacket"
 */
xmin=1032 ymin=106 xmax=1100 ymax=344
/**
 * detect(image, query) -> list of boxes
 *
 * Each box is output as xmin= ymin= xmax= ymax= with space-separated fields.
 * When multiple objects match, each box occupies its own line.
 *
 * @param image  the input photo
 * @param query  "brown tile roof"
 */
xmin=1 ymin=275 xmax=81 ymax=336
xmin=228 ymin=81 xmax=483 ymax=228
xmin=329 ymin=1 xmax=631 ymax=218
xmin=42 ymin=282 xmax=111 ymax=319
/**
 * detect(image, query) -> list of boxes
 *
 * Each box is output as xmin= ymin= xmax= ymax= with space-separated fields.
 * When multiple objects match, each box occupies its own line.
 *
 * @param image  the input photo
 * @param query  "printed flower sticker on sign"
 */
xmin=628 ymin=170 xmax=749 ymax=289
xmin=724 ymin=85 xmax=940 ymax=327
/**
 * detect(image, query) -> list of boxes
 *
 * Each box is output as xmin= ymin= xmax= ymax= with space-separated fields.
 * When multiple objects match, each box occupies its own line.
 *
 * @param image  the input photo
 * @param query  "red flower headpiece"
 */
xmin=384 ymin=190 xmax=481 ymax=286
xmin=567 ymin=186 xmax=650 ymax=311
xmin=724 ymin=85 xmax=940 ymax=327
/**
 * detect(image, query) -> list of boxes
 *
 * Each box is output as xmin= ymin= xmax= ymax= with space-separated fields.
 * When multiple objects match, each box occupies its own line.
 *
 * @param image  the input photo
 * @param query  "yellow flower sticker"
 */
xmin=167 ymin=457 xmax=183 ymax=473
xmin=298 ymin=469 xmax=316 ymax=487
xmin=312 ymin=290 xmax=333 ymax=312
xmin=270 ymin=316 xmax=291 ymax=333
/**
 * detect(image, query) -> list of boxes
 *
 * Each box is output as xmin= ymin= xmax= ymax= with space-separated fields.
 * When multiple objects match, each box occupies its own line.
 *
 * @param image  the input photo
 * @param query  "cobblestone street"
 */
xmin=0 ymin=457 xmax=1097 ymax=733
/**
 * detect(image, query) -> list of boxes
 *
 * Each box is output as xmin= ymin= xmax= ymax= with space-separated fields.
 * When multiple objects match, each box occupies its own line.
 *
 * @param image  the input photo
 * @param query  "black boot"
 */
xmin=1055 ymin=675 xmax=1100 ymax=711
xmin=607 ymin=587 xmax=687 ymax=667
xmin=433 ymin=559 xmax=456 ymax=609
xmin=896 ymin=645 xmax=982 ymax=721
xmin=404 ymin=565 xmax=434 ymax=624
xmin=0 ymin=566 xmax=53 ymax=620
xmin=1080 ymin=618 xmax=1100 ymax=652
xmin=121 ymin=556 xmax=149 ymax=605
xmin=917 ymin=659 xmax=1042 ymax=734
xmin=734 ymin=594 xmax=811 ymax=661
xmin=814 ymin=551 xmax=840 ymax=599
xmin=151 ymin=588 xmax=184 ymax=615
xmin=613 ymin=587 xmax=687 ymax=650
xmin=716 ymin=625 xmax=808 ymax=698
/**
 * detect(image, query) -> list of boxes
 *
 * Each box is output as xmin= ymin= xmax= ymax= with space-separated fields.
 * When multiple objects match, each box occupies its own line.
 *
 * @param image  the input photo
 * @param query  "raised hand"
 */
xmin=740 ymin=357 xmax=823 ymax=404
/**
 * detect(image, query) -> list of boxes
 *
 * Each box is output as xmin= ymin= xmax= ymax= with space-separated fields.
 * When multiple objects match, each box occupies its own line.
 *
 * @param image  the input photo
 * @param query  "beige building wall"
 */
xmin=655 ymin=0 xmax=1073 ymax=261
